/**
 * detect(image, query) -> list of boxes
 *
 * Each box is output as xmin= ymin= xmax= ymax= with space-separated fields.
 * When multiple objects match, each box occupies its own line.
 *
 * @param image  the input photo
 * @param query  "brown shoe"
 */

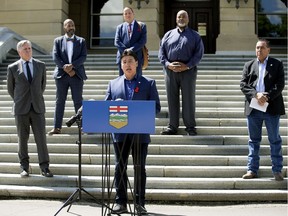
xmin=242 ymin=171 xmax=257 ymax=179
xmin=48 ymin=128 xmax=61 ymax=135
xmin=273 ymin=172 xmax=284 ymax=181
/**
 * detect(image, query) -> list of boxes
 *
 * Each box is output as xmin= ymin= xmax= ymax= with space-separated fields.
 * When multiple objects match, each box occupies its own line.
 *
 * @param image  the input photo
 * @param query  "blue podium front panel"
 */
xmin=82 ymin=100 xmax=156 ymax=134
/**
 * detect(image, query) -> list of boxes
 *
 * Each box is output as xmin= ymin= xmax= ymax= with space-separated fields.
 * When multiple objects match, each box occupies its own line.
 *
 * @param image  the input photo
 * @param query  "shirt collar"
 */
xmin=126 ymin=20 xmax=135 ymax=27
xmin=21 ymin=58 xmax=32 ymax=64
xmin=65 ymin=34 xmax=75 ymax=40
xmin=124 ymin=74 xmax=137 ymax=81
xmin=257 ymin=56 xmax=269 ymax=64
xmin=177 ymin=26 xmax=188 ymax=33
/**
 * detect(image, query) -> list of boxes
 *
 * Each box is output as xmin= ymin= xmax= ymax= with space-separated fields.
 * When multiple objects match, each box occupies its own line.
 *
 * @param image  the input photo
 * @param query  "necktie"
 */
xmin=128 ymin=24 xmax=132 ymax=38
xmin=25 ymin=61 xmax=32 ymax=83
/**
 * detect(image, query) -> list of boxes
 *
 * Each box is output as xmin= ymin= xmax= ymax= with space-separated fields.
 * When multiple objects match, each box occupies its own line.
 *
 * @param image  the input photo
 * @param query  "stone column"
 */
xmin=216 ymin=0 xmax=258 ymax=54
xmin=0 ymin=0 xmax=69 ymax=52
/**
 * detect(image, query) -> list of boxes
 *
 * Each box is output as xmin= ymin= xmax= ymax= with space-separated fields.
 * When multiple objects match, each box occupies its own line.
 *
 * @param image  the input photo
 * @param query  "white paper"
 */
xmin=249 ymin=98 xmax=269 ymax=112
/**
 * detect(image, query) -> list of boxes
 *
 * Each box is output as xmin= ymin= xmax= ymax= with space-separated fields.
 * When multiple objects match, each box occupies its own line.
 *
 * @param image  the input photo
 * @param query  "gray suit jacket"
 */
xmin=7 ymin=58 xmax=46 ymax=115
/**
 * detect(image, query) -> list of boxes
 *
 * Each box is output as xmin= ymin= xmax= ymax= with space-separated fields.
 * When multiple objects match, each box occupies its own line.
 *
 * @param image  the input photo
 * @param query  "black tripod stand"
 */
xmin=54 ymin=117 xmax=101 ymax=216
xmin=104 ymin=134 xmax=144 ymax=216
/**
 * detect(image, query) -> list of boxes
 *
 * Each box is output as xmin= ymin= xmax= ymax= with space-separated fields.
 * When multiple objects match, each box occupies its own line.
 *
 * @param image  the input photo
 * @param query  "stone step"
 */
xmin=0 ymin=162 xmax=287 ymax=178
xmin=0 ymin=142 xmax=287 ymax=155
xmin=0 ymin=174 xmax=286 ymax=191
xmin=0 ymin=117 xmax=287 ymax=128
xmin=1 ymin=108 xmax=288 ymax=119
xmin=1 ymin=152 xmax=287 ymax=168
xmin=0 ymin=184 xmax=286 ymax=201
xmin=0 ymin=119 xmax=287 ymax=135
xmin=1 ymin=125 xmax=288 ymax=136
xmin=0 ymin=53 xmax=287 ymax=203
xmin=0 ymin=83 xmax=252 ymax=92
xmin=0 ymin=134 xmax=287 ymax=146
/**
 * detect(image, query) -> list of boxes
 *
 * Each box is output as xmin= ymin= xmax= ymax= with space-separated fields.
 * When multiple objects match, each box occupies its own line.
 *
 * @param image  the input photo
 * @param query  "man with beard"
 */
xmin=158 ymin=10 xmax=204 ymax=136
xmin=48 ymin=19 xmax=87 ymax=135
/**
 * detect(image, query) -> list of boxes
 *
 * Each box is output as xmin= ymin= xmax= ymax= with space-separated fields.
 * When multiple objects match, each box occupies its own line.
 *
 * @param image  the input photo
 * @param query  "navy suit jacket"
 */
xmin=7 ymin=58 xmax=46 ymax=115
xmin=52 ymin=35 xmax=87 ymax=80
xmin=114 ymin=20 xmax=147 ymax=66
xmin=105 ymin=75 xmax=161 ymax=143
xmin=240 ymin=57 xmax=285 ymax=116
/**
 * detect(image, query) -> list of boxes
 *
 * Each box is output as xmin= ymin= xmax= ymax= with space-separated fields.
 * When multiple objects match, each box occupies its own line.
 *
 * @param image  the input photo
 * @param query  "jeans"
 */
xmin=247 ymin=109 xmax=283 ymax=174
xmin=113 ymin=135 xmax=148 ymax=207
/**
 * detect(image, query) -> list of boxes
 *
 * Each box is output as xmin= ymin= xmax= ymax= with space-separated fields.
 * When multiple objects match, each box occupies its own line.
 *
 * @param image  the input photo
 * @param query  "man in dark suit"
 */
xmin=48 ymin=19 xmax=87 ymax=135
xmin=240 ymin=39 xmax=285 ymax=181
xmin=115 ymin=7 xmax=147 ymax=76
xmin=7 ymin=40 xmax=53 ymax=178
xmin=105 ymin=50 xmax=161 ymax=214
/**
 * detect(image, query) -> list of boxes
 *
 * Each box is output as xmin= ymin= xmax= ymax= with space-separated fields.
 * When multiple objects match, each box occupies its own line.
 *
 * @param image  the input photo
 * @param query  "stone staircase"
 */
xmin=0 ymin=53 xmax=287 ymax=202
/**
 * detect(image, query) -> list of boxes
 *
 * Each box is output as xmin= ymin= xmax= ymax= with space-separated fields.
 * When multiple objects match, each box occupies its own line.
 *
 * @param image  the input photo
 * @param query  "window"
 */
xmin=90 ymin=0 xmax=123 ymax=48
xmin=256 ymin=0 xmax=287 ymax=49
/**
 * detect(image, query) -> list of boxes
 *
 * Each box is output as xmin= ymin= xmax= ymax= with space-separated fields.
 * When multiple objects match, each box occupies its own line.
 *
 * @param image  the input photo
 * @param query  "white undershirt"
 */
xmin=65 ymin=34 xmax=74 ymax=64
xmin=256 ymin=57 xmax=268 ymax=92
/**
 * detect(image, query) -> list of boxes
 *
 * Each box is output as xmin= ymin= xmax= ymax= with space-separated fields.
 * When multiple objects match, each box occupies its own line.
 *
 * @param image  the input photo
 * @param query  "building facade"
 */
xmin=0 ymin=0 xmax=286 ymax=54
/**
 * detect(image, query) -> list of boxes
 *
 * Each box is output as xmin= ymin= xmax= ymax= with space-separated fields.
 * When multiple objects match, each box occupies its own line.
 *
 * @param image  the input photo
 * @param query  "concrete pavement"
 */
xmin=0 ymin=199 xmax=286 ymax=216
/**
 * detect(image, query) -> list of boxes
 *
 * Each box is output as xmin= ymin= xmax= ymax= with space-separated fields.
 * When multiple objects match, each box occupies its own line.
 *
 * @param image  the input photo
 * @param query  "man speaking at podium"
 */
xmin=105 ymin=50 xmax=161 ymax=214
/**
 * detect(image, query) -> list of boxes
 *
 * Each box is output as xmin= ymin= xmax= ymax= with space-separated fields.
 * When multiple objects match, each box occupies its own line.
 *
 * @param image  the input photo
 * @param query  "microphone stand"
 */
xmin=54 ymin=117 xmax=101 ymax=215
xmin=104 ymin=134 xmax=142 ymax=216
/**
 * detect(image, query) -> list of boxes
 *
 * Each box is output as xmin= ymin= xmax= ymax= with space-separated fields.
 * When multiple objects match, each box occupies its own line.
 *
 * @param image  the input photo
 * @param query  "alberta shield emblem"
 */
xmin=109 ymin=106 xmax=128 ymax=129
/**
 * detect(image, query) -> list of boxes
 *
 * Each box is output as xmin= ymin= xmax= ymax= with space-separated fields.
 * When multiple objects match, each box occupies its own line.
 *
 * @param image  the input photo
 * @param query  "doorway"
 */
xmin=165 ymin=0 xmax=219 ymax=54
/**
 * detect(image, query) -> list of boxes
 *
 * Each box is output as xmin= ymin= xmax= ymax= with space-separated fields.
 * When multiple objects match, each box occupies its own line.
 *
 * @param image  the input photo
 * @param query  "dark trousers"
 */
xmin=165 ymin=67 xmax=197 ymax=131
xmin=15 ymin=106 xmax=49 ymax=170
xmin=54 ymin=74 xmax=84 ymax=128
xmin=113 ymin=135 xmax=148 ymax=207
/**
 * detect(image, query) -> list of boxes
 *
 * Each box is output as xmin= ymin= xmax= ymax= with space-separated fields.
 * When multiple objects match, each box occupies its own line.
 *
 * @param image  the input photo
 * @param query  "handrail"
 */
xmin=0 ymin=27 xmax=47 ymax=63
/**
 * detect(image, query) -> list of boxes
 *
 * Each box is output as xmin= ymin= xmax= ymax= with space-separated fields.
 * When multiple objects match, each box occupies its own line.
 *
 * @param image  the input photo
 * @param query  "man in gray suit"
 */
xmin=7 ymin=40 xmax=53 ymax=178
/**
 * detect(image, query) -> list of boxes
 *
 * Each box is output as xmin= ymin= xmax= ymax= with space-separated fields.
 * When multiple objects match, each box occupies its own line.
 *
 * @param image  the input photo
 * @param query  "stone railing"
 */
xmin=0 ymin=27 xmax=47 ymax=63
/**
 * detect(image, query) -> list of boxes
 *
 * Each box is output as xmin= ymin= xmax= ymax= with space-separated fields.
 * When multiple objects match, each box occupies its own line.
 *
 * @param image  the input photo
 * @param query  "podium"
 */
xmin=82 ymin=100 xmax=156 ymax=215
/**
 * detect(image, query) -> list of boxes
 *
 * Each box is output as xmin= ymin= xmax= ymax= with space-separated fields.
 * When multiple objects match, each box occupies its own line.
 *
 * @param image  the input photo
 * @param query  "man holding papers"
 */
xmin=240 ymin=39 xmax=285 ymax=181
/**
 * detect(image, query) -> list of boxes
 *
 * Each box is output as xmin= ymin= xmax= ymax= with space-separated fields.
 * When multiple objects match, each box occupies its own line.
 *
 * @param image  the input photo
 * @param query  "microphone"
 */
xmin=65 ymin=99 xmax=94 ymax=127
xmin=65 ymin=106 xmax=82 ymax=127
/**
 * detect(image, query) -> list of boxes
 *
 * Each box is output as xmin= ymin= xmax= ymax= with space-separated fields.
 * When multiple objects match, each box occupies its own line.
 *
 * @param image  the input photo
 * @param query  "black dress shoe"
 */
xmin=20 ymin=169 xmax=29 ymax=178
xmin=136 ymin=205 xmax=147 ymax=214
xmin=112 ymin=204 xmax=127 ymax=214
xmin=41 ymin=168 xmax=53 ymax=177
xmin=186 ymin=128 xmax=197 ymax=136
xmin=161 ymin=127 xmax=177 ymax=135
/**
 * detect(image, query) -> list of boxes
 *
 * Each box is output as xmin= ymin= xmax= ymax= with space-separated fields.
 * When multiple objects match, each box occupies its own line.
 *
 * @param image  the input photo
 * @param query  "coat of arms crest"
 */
xmin=109 ymin=105 xmax=128 ymax=129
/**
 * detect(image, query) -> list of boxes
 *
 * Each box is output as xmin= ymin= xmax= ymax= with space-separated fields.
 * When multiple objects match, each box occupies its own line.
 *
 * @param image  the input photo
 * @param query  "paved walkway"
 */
xmin=0 ymin=199 xmax=286 ymax=216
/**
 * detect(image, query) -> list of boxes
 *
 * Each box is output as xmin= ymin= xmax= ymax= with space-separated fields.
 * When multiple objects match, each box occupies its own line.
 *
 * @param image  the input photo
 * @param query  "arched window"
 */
xmin=90 ymin=0 xmax=123 ymax=49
